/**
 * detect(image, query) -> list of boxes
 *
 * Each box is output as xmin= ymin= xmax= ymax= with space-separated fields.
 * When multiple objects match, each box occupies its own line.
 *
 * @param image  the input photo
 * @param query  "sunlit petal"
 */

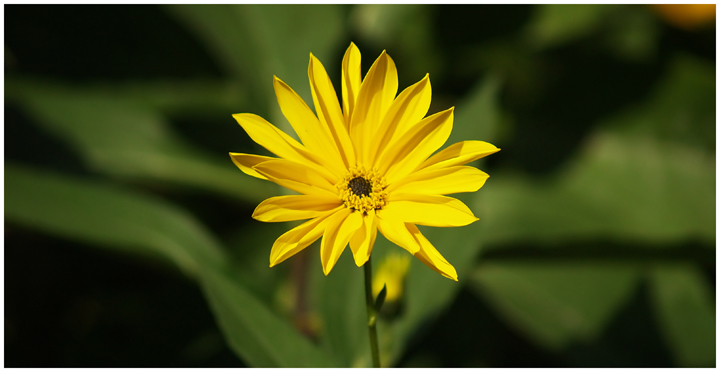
xmin=369 ymin=74 xmax=431 ymax=166
xmin=253 ymin=194 xmax=342 ymax=222
xmin=406 ymin=224 xmax=458 ymax=281
xmin=232 ymin=113 xmax=338 ymax=182
xmin=254 ymin=160 xmax=338 ymax=198
xmin=309 ymin=54 xmax=356 ymax=168
xmin=341 ymin=42 xmax=362 ymax=124
xmin=273 ymin=76 xmax=346 ymax=176
xmin=269 ymin=209 xmax=339 ymax=267
xmin=350 ymin=51 xmax=398 ymax=164
xmin=320 ymin=209 xmax=363 ymax=275
xmin=376 ymin=209 xmax=420 ymax=254
xmin=389 ymin=166 xmax=489 ymax=195
xmin=418 ymin=140 xmax=500 ymax=172
xmin=229 ymin=152 xmax=274 ymax=180
xmin=383 ymin=194 xmax=478 ymax=227
xmin=349 ymin=209 xmax=377 ymax=266
xmin=380 ymin=107 xmax=454 ymax=184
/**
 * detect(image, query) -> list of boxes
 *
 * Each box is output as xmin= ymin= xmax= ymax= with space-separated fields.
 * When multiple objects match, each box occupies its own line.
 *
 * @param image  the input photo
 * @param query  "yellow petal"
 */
xmin=406 ymin=224 xmax=458 ymax=281
xmin=380 ymin=107 xmax=454 ymax=184
xmin=349 ymin=209 xmax=378 ymax=266
xmin=341 ymin=42 xmax=362 ymax=124
xmin=254 ymin=160 xmax=338 ymax=198
xmin=229 ymin=152 xmax=274 ymax=180
xmin=418 ymin=140 xmax=500 ymax=172
xmin=388 ymin=166 xmax=490 ymax=195
xmin=383 ymin=194 xmax=478 ymax=227
xmin=350 ymin=50 xmax=398 ymax=164
xmin=253 ymin=194 xmax=342 ymax=222
xmin=376 ymin=209 xmax=420 ymax=254
xmin=269 ymin=210 xmax=338 ymax=267
xmin=369 ymin=74 xmax=431 ymax=166
xmin=308 ymin=54 xmax=356 ymax=168
xmin=254 ymin=159 xmax=335 ymax=192
xmin=273 ymin=76 xmax=346 ymax=176
xmin=320 ymin=209 xmax=363 ymax=275
xmin=232 ymin=113 xmax=337 ymax=181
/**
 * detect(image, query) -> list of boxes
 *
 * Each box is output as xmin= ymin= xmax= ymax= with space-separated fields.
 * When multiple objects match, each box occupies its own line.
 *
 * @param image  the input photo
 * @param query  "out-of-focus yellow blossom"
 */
xmin=653 ymin=4 xmax=716 ymax=30
xmin=372 ymin=253 xmax=411 ymax=302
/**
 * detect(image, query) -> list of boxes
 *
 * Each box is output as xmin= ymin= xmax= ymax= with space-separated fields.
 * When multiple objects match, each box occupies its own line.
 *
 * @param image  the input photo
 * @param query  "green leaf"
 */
xmin=5 ymin=163 xmax=226 ymax=277
xmin=648 ymin=264 xmax=715 ymax=367
xmin=5 ymin=76 xmax=248 ymax=117
xmin=5 ymin=80 xmax=274 ymax=204
xmin=166 ymin=4 xmax=346 ymax=128
xmin=351 ymin=5 xmax=441 ymax=82
xmin=608 ymin=53 xmax=716 ymax=152
xmin=311 ymin=248 xmax=369 ymax=367
xmin=199 ymin=268 xmax=333 ymax=367
xmin=5 ymin=164 xmax=334 ymax=367
xmin=478 ymin=132 xmax=715 ymax=248
xmin=601 ymin=6 xmax=660 ymax=62
xmin=450 ymin=73 xmax=503 ymax=145
xmin=526 ymin=4 xmax=618 ymax=48
xmin=469 ymin=262 xmax=640 ymax=351
xmin=478 ymin=52 xmax=715 ymax=249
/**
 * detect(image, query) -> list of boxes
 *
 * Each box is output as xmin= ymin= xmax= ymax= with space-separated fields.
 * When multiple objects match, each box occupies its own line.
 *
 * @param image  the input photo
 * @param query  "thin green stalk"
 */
xmin=364 ymin=259 xmax=381 ymax=367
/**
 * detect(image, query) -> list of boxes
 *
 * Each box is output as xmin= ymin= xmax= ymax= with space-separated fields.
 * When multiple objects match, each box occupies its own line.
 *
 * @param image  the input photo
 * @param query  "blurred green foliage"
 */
xmin=5 ymin=4 xmax=715 ymax=367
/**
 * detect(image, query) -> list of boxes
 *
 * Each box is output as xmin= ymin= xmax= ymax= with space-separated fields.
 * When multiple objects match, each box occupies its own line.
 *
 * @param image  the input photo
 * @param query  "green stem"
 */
xmin=364 ymin=258 xmax=381 ymax=368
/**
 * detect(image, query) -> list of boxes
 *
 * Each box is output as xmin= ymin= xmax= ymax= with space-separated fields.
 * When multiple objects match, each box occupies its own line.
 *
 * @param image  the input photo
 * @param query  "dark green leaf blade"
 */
xmin=649 ymin=264 xmax=715 ymax=367
xmin=200 ymin=268 xmax=333 ymax=367
xmin=469 ymin=262 xmax=639 ymax=350
xmin=166 ymin=4 xmax=346 ymax=116
xmin=5 ymin=163 xmax=226 ymax=276
xmin=6 ymin=80 xmax=274 ymax=204
xmin=5 ymin=163 xmax=334 ymax=367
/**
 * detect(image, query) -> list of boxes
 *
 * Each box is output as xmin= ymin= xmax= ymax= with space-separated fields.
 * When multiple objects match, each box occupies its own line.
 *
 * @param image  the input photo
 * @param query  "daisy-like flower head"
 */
xmin=230 ymin=43 xmax=499 ymax=281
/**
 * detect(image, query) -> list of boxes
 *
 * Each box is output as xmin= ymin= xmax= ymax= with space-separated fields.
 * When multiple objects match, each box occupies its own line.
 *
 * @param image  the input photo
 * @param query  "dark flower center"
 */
xmin=348 ymin=176 xmax=372 ymax=197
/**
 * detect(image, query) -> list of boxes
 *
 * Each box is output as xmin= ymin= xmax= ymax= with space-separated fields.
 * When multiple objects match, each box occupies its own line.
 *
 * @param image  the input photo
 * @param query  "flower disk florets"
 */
xmin=338 ymin=167 xmax=388 ymax=215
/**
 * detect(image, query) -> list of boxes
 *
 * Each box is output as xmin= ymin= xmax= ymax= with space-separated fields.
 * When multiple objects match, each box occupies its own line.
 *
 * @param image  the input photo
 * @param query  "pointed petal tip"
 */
xmin=354 ymin=255 xmax=369 ymax=267
xmin=345 ymin=42 xmax=361 ymax=58
xmin=308 ymin=53 xmax=323 ymax=70
xmin=441 ymin=267 xmax=458 ymax=281
xmin=417 ymin=73 xmax=431 ymax=88
xmin=232 ymin=113 xmax=252 ymax=122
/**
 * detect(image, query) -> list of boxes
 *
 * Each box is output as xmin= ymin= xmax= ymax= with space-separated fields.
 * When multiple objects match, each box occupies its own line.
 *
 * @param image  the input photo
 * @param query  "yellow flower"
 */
xmin=373 ymin=253 xmax=411 ymax=302
xmin=653 ymin=4 xmax=716 ymax=30
xmin=230 ymin=42 xmax=499 ymax=280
